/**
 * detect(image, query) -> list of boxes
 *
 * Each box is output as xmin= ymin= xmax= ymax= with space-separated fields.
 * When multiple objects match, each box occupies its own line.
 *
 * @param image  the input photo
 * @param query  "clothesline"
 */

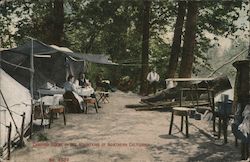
xmin=208 ymin=48 xmax=248 ymax=77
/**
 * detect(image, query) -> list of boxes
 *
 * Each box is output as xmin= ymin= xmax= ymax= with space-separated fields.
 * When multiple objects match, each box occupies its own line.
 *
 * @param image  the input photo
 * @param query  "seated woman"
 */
xmin=78 ymin=72 xmax=101 ymax=108
xmin=63 ymin=75 xmax=83 ymax=113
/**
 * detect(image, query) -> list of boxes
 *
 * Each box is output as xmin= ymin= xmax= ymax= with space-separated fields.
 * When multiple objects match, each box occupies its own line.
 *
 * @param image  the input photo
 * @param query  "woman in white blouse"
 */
xmin=63 ymin=75 xmax=83 ymax=113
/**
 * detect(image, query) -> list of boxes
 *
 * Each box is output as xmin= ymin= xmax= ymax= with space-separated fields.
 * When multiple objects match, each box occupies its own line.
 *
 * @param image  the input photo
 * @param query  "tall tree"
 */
xmin=179 ymin=1 xmax=199 ymax=78
xmin=50 ymin=0 xmax=64 ymax=45
xmin=166 ymin=1 xmax=186 ymax=78
xmin=140 ymin=0 xmax=151 ymax=95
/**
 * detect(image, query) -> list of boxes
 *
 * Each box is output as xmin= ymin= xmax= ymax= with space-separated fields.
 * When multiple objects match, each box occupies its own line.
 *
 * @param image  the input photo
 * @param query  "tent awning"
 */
xmin=0 ymin=39 xmax=117 ymax=65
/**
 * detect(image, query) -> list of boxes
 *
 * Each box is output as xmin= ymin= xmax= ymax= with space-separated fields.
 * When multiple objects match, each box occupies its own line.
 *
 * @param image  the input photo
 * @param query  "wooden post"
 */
xmin=223 ymin=116 xmax=228 ymax=144
xmin=7 ymin=122 xmax=12 ymax=160
xmin=218 ymin=118 xmax=221 ymax=139
xmin=20 ymin=112 xmax=26 ymax=147
xmin=39 ymin=92 xmax=44 ymax=127
xmin=207 ymin=86 xmax=211 ymax=107
xmin=169 ymin=111 xmax=174 ymax=135
xmin=185 ymin=114 xmax=189 ymax=138
xmin=179 ymin=89 xmax=183 ymax=106
xmin=195 ymin=84 xmax=199 ymax=108
xmin=211 ymin=91 xmax=216 ymax=132
xmin=241 ymin=142 xmax=247 ymax=160
xmin=29 ymin=38 xmax=34 ymax=139
xmin=181 ymin=116 xmax=184 ymax=132
xmin=49 ymin=108 xmax=53 ymax=129
xmin=63 ymin=107 xmax=66 ymax=125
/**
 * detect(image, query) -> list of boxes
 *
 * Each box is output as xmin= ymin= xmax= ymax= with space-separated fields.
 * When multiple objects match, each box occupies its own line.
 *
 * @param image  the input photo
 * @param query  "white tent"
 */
xmin=0 ymin=68 xmax=31 ymax=148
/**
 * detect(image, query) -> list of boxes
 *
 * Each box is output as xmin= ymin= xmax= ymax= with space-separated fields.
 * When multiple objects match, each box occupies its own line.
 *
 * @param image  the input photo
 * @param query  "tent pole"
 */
xmin=29 ymin=38 xmax=34 ymax=139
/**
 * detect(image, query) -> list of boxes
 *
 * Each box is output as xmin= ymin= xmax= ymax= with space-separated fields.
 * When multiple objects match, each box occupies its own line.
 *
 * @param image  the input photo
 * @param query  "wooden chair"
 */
xmin=33 ymin=102 xmax=50 ymax=126
xmin=48 ymin=105 xmax=66 ymax=128
xmin=83 ymin=97 xmax=98 ymax=114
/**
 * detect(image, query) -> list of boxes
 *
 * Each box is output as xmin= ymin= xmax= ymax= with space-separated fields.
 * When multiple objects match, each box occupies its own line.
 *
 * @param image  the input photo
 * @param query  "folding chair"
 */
xmin=97 ymin=91 xmax=109 ymax=103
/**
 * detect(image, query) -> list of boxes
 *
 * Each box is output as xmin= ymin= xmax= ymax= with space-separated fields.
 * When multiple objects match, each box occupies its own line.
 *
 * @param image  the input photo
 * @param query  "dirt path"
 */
xmin=9 ymin=91 xmax=242 ymax=162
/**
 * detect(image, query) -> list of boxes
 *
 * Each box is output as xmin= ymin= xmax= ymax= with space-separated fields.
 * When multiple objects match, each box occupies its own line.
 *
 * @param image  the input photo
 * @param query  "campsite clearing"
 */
xmin=10 ymin=91 xmax=241 ymax=162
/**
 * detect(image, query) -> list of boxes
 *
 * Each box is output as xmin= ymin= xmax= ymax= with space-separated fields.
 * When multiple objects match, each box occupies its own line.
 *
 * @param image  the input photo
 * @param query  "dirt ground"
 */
xmin=8 ymin=91 xmax=245 ymax=162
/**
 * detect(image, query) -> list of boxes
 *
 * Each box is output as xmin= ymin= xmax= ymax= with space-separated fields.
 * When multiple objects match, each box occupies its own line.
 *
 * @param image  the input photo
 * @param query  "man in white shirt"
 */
xmin=147 ymin=67 xmax=160 ymax=94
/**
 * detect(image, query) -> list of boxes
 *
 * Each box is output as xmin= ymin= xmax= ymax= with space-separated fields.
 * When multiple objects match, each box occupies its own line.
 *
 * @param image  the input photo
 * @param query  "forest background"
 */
xmin=0 ymin=0 xmax=249 ymax=94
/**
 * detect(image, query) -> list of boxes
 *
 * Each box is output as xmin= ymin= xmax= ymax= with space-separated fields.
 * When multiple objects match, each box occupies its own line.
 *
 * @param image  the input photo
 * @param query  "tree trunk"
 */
xmin=51 ymin=0 xmax=64 ymax=46
xmin=167 ymin=1 xmax=186 ymax=78
xmin=140 ymin=0 xmax=151 ymax=95
xmin=179 ymin=1 xmax=199 ymax=78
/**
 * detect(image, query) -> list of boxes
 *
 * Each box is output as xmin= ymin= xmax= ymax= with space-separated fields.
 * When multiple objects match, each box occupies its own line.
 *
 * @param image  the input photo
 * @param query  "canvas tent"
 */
xmin=0 ymin=68 xmax=32 ymax=149
xmin=0 ymin=39 xmax=117 ymax=97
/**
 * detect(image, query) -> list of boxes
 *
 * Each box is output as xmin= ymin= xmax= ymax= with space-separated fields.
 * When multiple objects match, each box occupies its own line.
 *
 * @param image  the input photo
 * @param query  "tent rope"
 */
xmin=0 ymin=122 xmax=8 ymax=127
xmin=208 ymin=48 xmax=248 ymax=77
xmin=0 ymin=90 xmax=21 ymax=138
xmin=0 ymin=104 xmax=27 ymax=116
xmin=0 ymin=105 xmax=23 ymax=116
xmin=1 ymin=59 xmax=32 ymax=72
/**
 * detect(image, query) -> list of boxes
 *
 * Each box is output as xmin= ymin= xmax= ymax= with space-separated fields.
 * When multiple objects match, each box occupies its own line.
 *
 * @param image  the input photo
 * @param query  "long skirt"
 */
xmin=63 ymin=91 xmax=83 ymax=113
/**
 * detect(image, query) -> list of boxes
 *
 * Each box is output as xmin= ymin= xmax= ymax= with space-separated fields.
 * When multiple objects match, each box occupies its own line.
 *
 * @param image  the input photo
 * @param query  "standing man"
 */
xmin=147 ymin=67 xmax=160 ymax=94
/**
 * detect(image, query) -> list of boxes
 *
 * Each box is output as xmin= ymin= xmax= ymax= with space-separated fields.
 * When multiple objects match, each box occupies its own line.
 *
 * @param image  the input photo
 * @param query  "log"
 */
xmin=136 ymin=106 xmax=167 ymax=111
xmin=127 ymin=100 xmax=210 ymax=112
xmin=125 ymin=103 xmax=149 ymax=108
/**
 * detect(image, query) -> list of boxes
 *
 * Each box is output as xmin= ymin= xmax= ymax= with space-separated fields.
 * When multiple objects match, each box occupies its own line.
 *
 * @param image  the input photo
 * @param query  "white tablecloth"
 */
xmin=76 ymin=86 xmax=94 ymax=97
xmin=37 ymin=87 xmax=95 ymax=106
xmin=38 ymin=94 xmax=63 ymax=106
